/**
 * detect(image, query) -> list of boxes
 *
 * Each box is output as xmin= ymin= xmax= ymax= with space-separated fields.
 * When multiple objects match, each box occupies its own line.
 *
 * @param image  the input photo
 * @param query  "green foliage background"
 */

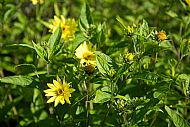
xmin=1 ymin=0 xmax=190 ymax=127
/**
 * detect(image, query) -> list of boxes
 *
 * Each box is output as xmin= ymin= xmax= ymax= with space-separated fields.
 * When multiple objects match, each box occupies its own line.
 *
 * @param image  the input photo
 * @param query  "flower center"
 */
xmin=57 ymin=89 xmax=63 ymax=95
xmin=83 ymin=52 xmax=94 ymax=60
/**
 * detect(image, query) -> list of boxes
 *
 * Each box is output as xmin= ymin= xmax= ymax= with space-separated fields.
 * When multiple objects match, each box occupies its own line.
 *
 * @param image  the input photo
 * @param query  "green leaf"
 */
xmin=93 ymin=90 xmax=111 ymax=103
xmin=15 ymin=64 xmax=36 ymax=75
xmin=139 ymin=19 xmax=149 ymax=36
xmin=72 ymin=33 xmax=87 ymax=49
xmin=48 ymin=27 xmax=62 ymax=59
xmin=7 ymin=44 xmax=34 ymax=49
xmin=95 ymin=51 xmax=112 ymax=76
xmin=165 ymin=106 xmax=190 ymax=127
xmin=0 ymin=76 xmax=33 ymax=86
xmin=116 ymin=15 xmax=128 ymax=30
xmin=32 ymin=41 xmax=48 ymax=62
xmin=80 ymin=2 xmax=93 ymax=28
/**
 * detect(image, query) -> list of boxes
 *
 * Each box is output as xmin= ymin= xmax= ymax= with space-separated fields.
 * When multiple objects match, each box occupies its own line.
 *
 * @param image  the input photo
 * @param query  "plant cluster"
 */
xmin=1 ymin=0 xmax=190 ymax=127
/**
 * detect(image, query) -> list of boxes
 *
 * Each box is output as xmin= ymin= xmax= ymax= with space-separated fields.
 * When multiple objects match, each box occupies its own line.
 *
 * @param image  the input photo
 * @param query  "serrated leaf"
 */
xmin=139 ymin=19 xmax=149 ymax=36
xmin=0 ymin=76 xmax=33 ymax=86
xmin=48 ymin=27 xmax=62 ymax=59
xmin=93 ymin=90 xmax=111 ymax=103
xmin=95 ymin=51 xmax=112 ymax=75
xmin=80 ymin=2 xmax=93 ymax=28
xmin=32 ymin=41 xmax=48 ymax=62
xmin=15 ymin=64 xmax=36 ymax=75
xmin=165 ymin=106 xmax=190 ymax=127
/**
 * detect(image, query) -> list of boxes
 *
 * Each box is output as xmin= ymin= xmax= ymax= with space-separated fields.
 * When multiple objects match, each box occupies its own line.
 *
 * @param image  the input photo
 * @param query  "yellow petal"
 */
xmin=59 ymin=96 xmax=65 ymax=105
xmin=56 ymin=75 xmax=62 ymax=85
xmin=64 ymin=95 xmax=71 ymax=104
xmin=45 ymin=92 xmax=56 ymax=96
xmin=47 ymin=83 xmax=56 ymax=89
xmin=54 ymin=96 xmax=61 ymax=107
xmin=53 ymin=80 xmax=62 ymax=89
xmin=47 ymin=96 xmax=56 ymax=103
xmin=44 ymin=89 xmax=56 ymax=93
xmin=69 ymin=88 xmax=75 ymax=93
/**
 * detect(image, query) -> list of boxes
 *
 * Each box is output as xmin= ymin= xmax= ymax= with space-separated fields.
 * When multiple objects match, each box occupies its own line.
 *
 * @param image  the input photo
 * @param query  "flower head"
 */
xmin=157 ymin=31 xmax=167 ymax=41
xmin=48 ymin=15 xmax=77 ymax=42
xmin=31 ymin=0 xmax=44 ymax=5
xmin=44 ymin=76 xmax=75 ymax=107
xmin=75 ymin=41 xmax=96 ymax=66
xmin=75 ymin=42 xmax=96 ymax=73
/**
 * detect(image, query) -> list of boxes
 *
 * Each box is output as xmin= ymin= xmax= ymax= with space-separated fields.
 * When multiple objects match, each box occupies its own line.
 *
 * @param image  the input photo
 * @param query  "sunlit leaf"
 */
xmin=0 ymin=76 xmax=33 ymax=86
xmin=93 ymin=90 xmax=111 ymax=103
xmin=165 ymin=106 xmax=190 ymax=127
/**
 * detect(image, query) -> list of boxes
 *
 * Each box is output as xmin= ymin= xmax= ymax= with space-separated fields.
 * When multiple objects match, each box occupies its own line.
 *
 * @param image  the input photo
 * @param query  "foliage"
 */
xmin=1 ymin=0 xmax=190 ymax=126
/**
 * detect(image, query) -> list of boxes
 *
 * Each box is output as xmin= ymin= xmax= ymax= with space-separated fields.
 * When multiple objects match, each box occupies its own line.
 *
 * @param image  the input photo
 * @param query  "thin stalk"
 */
xmin=84 ymin=79 xmax=89 ymax=127
xmin=47 ymin=63 xmax=50 ymax=75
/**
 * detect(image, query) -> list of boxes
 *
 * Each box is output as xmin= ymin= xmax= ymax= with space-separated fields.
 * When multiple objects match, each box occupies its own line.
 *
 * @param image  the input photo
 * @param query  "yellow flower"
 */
xmin=31 ymin=0 xmax=44 ymax=5
xmin=75 ymin=41 xmax=96 ymax=66
xmin=125 ymin=51 xmax=135 ymax=61
xmin=48 ymin=15 xmax=77 ymax=42
xmin=127 ymin=26 xmax=134 ymax=35
xmin=186 ymin=0 xmax=190 ymax=6
xmin=157 ymin=31 xmax=167 ymax=41
xmin=44 ymin=76 xmax=75 ymax=107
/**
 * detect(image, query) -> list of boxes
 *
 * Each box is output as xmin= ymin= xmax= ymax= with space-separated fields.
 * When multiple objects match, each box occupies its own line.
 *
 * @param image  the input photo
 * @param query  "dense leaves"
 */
xmin=1 ymin=0 xmax=190 ymax=127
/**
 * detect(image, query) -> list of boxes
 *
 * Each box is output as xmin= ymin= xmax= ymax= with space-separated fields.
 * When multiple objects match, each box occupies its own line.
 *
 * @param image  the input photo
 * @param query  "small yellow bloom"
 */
xmin=31 ymin=0 xmax=44 ymax=5
xmin=44 ymin=76 xmax=75 ymax=107
xmin=157 ymin=31 xmax=167 ymax=41
xmin=186 ymin=0 xmax=190 ymax=6
xmin=127 ymin=26 xmax=134 ymax=35
xmin=125 ymin=51 xmax=135 ymax=61
xmin=48 ymin=15 xmax=77 ymax=42
xmin=75 ymin=41 xmax=96 ymax=66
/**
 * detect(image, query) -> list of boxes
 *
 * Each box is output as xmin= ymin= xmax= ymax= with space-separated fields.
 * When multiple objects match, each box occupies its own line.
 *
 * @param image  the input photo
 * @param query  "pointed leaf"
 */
xmin=165 ymin=106 xmax=190 ymax=127
xmin=93 ymin=90 xmax=111 ymax=103
xmin=0 ymin=76 xmax=33 ymax=86
xmin=32 ymin=41 xmax=48 ymax=62
xmin=48 ymin=27 xmax=62 ymax=59
xmin=80 ymin=2 xmax=93 ymax=28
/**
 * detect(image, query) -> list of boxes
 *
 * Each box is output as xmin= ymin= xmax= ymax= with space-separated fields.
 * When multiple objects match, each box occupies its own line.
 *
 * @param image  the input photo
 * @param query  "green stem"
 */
xmin=84 ymin=79 xmax=89 ymax=127
xmin=47 ymin=63 xmax=50 ymax=75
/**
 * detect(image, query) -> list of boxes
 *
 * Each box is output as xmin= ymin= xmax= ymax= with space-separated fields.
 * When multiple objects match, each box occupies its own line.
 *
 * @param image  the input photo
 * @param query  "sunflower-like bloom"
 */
xmin=157 ymin=31 xmax=167 ymax=41
xmin=75 ymin=41 xmax=96 ymax=66
xmin=48 ymin=15 xmax=77 ymax=42
xmin=44 ymin=76 xmax=75 ymax=107
xmin=31 ymin=0 xmax=44 ymax=5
